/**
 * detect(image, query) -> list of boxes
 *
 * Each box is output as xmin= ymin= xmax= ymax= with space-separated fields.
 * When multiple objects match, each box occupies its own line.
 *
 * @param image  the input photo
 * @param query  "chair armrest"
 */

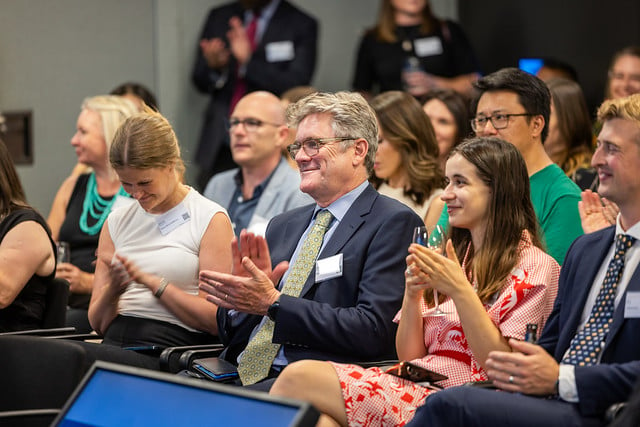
xmin=179 ymin=345 xmax=225 ymax=371
xmin=159 ymin=344 xmax=224 ymax=373
xmin=0 ymin=408 xmax=60 ymax=424
xmin=0 ymin=327 xmax=76 ymax=337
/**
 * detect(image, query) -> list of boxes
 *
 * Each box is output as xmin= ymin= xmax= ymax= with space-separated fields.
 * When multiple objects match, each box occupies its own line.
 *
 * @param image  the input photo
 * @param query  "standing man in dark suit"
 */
xmin=192 ymin=0 xmax=318 ymax=190
xmin=408 ymin=93 xmax=640 ymax=427
xmin=199 ymin=91 xmax=424 ymax=390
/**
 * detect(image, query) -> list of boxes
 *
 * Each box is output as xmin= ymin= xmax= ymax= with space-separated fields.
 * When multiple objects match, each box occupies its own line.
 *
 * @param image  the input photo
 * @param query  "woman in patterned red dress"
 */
xmin=270 ymin=137 xmax=560 ymax=426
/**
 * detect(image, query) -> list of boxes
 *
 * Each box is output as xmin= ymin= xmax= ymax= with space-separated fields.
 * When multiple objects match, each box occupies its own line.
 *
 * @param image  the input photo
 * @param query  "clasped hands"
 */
xmin=405 ymin=239 xmax=467 ymax=301
xmin=199 ymin=230 xmax=288 ymax=316
xmin=200 ymin=16 xmax=253 ymax=69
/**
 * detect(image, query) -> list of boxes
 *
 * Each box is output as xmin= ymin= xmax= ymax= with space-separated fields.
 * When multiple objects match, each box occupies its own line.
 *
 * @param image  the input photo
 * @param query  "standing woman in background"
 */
xmin=544 ymin=78 xmax=597 ymax=191
xmin=47 ymin=95 xmax=139 ymax=332
xmin=421 ymin=88 xmax=471 ymax=172
xmin=0 ymin=139 xmax=56 ymax=332
xmin=370 ymin=91 xmax=445 ymax=229
xmin=353 ymin=0 xmax=480 ymax=99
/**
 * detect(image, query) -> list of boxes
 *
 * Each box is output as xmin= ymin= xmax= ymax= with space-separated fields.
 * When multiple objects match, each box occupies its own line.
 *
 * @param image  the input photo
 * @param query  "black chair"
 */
xmin=0 ymin=335 xmax=91 ymax=427
xmin=41 ymin=277 xmax=70 ymax=329
xmin=0 ymin=278 xmax=76 ymax=337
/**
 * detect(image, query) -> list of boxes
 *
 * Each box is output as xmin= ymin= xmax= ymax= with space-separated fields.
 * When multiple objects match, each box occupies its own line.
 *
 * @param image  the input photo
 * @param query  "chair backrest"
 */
xmin=0 ymin=335 xmax=90 ymax=412
xmin=41 ymin=278 xmax=69 ymax=329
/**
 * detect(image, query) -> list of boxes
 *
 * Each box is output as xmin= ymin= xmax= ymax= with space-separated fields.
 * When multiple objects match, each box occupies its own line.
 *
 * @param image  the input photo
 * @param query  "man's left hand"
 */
xmin=486 ymin=338 xmax=559 ymax=396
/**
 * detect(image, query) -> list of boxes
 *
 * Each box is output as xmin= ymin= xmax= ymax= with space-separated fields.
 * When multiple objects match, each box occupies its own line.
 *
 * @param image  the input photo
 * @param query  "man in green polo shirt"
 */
xmin=437 ymin=67 xmax=582 ymax=264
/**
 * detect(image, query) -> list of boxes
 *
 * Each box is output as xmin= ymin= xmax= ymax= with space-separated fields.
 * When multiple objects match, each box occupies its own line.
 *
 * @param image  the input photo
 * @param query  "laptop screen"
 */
xmin=53 ymin=361 xmax=318 ymax=427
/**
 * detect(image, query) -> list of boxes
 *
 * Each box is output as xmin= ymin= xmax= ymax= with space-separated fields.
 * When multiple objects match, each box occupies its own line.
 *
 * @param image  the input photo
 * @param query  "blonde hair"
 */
xmin=110 ymin=107 xmax=185 ymax=180
xmin=598 ymin=93 xmax=640 ymax=134
xmin=81 ymin=95 xmax=140 ymax=152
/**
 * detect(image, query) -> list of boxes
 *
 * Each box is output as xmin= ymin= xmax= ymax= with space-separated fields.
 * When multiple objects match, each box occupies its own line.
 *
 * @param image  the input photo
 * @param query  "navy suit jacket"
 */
xmin=192 ymin=0 xmax=318 ymax=172
xmin=217 ymin=184 xmax=424 ymax=366
xmin=538 ymin=226 xmax=640 ymax=417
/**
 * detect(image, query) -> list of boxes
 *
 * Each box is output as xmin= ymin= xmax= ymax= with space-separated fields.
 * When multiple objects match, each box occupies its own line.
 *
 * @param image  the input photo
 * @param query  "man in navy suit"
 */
xmin=199 ymin=91 xmax=424 ymax=390
xmin=192 ymin=0 xmax=318 ymax=189
xmin=408 ymin=93 xmax=640 ymax=426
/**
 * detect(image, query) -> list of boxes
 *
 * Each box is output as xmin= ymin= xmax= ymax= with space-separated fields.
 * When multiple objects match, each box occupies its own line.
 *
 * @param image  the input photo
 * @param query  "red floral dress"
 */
xmin=329 ymin=232 xmax=559 ymax=426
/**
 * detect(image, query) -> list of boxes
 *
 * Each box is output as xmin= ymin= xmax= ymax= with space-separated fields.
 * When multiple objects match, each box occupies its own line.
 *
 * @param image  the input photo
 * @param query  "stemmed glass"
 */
xmin=412 ymin=225 xmax=447 ymax=317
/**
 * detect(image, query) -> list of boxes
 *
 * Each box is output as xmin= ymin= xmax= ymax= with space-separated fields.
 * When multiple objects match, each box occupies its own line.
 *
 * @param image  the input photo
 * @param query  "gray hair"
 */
xmin=286 ymin=91 xmax=379 ymax=175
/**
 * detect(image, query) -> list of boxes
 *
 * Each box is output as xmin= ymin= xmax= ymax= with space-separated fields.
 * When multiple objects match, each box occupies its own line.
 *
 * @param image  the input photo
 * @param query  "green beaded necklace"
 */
xmin=79 ymin=172 xmax=128 ymax=235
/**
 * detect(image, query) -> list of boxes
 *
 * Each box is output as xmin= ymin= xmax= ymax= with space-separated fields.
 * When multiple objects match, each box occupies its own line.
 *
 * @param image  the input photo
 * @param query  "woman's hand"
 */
xmin=56 ymin=263 xmax=93 ymax=294
xmin=408 ymin=239 xmax=470 ymax=300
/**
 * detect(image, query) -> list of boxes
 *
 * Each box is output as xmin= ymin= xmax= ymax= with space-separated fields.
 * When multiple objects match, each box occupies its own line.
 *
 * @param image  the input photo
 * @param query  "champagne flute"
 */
xmin=56 ymin=242 xmax=71 ymax=265
xmin=427 ymin=224 xmax=448 ymax=316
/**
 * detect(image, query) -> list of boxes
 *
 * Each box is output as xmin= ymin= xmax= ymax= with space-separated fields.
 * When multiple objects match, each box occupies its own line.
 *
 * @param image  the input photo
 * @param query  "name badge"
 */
xmin=624 ymin=291 xmax=640 ymax=318
xmin=315 ymin=253 xmax=343 ymax=282
xmin=265 ymin=41 xmax=295 ymax=62
xmin=156 ymin=203 xmax=190 ymax=235
xmin=414 ymin=37 xmax=443 ymax=57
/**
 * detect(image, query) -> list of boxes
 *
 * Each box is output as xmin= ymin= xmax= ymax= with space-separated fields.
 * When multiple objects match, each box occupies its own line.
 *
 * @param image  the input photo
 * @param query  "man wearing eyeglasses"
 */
xmin=436 ymin=67 xmax=583 ymax=265
xmin=199 ymin=91 xmax=423 ymax=390
xmin=203 ymin=91 xmax=311 ymax=237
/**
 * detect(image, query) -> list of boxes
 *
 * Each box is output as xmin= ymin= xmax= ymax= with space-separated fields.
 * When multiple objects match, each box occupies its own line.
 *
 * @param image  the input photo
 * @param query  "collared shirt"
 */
xmin=227 ymin=168 xmax=276 ymax=237
xmin=238 ymin=180 xmax=369 ymax=368
xmin=559 ymin=217 xmax=640 ymax=402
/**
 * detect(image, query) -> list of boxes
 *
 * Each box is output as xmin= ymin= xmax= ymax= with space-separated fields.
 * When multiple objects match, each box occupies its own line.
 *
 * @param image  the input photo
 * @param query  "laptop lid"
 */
xmin=52 ymin=361 xmax=319 ymax=427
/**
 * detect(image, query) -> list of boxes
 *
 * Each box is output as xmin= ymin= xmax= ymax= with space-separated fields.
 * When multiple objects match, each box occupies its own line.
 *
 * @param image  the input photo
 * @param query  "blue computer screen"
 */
xmin=519 ymin=58 xmax=544 ymax=76
xmin=58 ymin=368 xmax=301 ymax=427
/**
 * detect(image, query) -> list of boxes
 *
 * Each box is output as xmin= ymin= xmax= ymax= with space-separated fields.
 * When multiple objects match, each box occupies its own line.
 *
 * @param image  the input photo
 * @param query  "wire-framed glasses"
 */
xmin=287 ymin=137 xmax=354 ymax=158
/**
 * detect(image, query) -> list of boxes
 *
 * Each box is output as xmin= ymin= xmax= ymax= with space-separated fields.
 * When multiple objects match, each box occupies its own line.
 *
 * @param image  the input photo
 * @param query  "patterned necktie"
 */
xmin=229 ymin=12 xmax=260 ymax=113
xmin=562 ymin=234 xmax=636 ymax=366
xmin=237 ymin=209 xmax=334 ymax=385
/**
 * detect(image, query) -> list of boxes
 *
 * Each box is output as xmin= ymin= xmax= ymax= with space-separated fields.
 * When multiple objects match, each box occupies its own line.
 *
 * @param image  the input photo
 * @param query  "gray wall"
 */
xmin=0 ymin=0 xmax=456 ymax=215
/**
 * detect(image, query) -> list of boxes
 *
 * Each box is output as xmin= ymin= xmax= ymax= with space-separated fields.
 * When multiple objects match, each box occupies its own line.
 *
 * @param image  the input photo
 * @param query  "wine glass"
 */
xmin=426 ymin=224 xmax=447 ymax=316
xmin=56 ymin=242 xmax=71 ymax=265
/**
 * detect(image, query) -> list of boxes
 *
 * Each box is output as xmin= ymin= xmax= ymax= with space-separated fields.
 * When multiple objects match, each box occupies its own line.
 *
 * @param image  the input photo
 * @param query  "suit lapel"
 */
xmin=299 ymin=185 xmax=377 ymax=297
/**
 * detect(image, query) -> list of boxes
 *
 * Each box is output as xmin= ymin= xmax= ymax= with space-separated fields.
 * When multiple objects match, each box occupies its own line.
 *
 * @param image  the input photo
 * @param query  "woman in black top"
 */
xmin=353 ymin=0 xmax=480 ymax=98
xmin=0 ymin=139 xmax=56 ymax=332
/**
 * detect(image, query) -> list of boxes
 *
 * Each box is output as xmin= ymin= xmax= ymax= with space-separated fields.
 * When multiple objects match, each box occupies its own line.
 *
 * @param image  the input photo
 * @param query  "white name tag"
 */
xmin=156 ymin=203 xmax=190 ymax=235
xmin=414 ymin=37 xmax=443 ymax=57
xmin=315 ymin=253 xmax=343 ymax=282
xmin=624 ymin=291 xmax=640 ymax=318
xmin=265 ymin=41 xmax=295 ymax=62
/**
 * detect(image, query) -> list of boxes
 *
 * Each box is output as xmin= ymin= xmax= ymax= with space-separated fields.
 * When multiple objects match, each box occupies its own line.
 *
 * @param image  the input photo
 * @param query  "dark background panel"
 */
xmin=459 ymin=0 xmax=640 ymax=114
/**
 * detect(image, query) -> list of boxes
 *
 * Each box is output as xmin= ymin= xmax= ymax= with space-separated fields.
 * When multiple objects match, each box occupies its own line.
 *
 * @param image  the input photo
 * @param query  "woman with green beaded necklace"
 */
xmin=47 ymin=95 xmax=139 ymax=333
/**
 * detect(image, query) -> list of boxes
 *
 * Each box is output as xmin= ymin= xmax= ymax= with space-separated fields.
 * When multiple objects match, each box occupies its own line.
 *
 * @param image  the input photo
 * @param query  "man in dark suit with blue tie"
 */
xmin=199 ymin=91 xmax=424 ymax=390
xmin=407 ymin=93 xmax=640 ymax=426
xmin=192 ymin=0 xmax=318 ymax=190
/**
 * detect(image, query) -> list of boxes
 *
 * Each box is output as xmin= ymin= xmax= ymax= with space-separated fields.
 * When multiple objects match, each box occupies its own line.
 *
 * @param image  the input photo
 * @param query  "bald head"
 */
xmin=233 ymin=91 xmax=286 ymax=124
xmin=229 ymin=91 xmax=288 ymax=170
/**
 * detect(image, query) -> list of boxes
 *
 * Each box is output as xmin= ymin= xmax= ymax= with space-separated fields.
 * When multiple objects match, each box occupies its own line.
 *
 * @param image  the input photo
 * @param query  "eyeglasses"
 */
xmin=470 ymin=113 xmax=533 ymax=132
xmin=228 ymin=117 xmax=282 ymax=132
xmin=287 ymin=137 xmax=355 ymax=158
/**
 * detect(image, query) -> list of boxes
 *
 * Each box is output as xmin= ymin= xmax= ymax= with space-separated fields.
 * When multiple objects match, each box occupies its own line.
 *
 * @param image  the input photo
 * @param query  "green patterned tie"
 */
xmin=237 ymin=209 xmax=334 ymax=385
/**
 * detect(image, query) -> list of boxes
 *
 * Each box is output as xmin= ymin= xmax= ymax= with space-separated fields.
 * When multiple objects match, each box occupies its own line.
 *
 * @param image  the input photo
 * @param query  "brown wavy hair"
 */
xmin=426 ymin=137 xmax=541 ymax=305
xmin=546 ymin=78 xmax=594 ymax=177
xmin=0 ymin=139 xmax=29 ymax=217
xmin=370 ymin=91 xmax=444 ymax=205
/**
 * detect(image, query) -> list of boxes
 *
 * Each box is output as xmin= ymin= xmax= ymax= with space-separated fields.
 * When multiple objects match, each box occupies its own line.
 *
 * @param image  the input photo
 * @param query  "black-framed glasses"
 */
xmin=287 ymin=137 xmax=355 ymax=158
xmin=470 ymin=113 xmax=533 ymax=132
xmin=228 ymin=117 xmax=282 ymax=132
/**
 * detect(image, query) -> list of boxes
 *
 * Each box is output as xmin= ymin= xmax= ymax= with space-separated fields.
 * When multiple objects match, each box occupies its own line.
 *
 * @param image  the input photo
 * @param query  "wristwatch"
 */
xmin=267 ymin=300 xmax=280 ymax=321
